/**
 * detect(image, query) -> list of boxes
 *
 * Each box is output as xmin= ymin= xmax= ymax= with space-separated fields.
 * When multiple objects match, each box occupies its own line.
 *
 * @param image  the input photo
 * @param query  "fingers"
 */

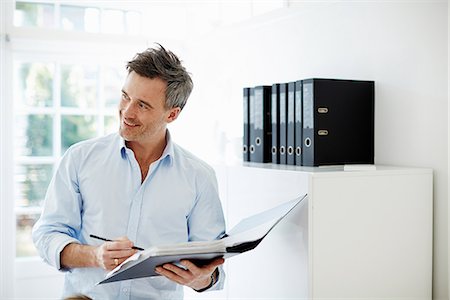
xmin=100 ymin=251 xmax=135 ymax=270
xmin=95 ymin=238 xmax=137 ymax=271
xmin=155 ymin=258 xmax=225 ymax=289
xmin=105 ymin=239 xmax=134 ymax=251
xmin=179 ymin=258 xmax=224 ymax=275
xmin=155 ymin=264 xmax=190 ymax=284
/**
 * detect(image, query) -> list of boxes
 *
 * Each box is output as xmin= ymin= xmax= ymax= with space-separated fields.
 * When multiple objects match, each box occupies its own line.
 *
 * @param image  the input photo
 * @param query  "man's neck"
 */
xmin=126 ymin=132 xmax=167 ymax=168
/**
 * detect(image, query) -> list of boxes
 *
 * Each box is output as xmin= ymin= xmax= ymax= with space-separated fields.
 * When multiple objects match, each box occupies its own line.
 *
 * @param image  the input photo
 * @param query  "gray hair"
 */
xmin=126 ymin=44 xmax=193 ymax=110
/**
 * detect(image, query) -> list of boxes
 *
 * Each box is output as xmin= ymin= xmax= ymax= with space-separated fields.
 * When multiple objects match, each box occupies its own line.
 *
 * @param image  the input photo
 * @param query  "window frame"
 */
xmin=1 ymin=0 xmax=16 ymax=297
xmin=2 ymin=0 xmax=152 ymax=292
xmin=12 ymin=52 xmax=126 ymax=259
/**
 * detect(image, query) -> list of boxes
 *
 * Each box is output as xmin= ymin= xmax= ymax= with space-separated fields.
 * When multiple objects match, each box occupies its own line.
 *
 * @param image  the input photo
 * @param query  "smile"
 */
xmin=123 ymin=119 xmax=139 ymax=127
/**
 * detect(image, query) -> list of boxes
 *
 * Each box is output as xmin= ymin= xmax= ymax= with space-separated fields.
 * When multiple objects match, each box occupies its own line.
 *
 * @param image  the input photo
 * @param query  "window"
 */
xmin=14 ymin=1 xmax=142 ymax=35
xmin=11 ymin=1 xmax=143 ymax=258
xmin=13 ymin=58 xmax=123 ymax=257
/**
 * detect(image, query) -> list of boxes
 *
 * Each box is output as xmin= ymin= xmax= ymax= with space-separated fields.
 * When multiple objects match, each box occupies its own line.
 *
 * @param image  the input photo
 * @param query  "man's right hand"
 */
xmin=94 ymin=237 xmax=137 ymax=271
xmin=61 ymin=237 xmax=137 ymax=271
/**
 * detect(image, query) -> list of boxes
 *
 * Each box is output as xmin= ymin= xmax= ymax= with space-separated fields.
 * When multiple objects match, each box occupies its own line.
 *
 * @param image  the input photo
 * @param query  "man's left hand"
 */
xmin=154 ymin=257 xmax=224 ymax=290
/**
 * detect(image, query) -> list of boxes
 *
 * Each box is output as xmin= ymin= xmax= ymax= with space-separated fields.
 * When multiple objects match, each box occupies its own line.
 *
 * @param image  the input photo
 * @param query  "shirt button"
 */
xmin=123 ymin=288 xmax=128 ymax=293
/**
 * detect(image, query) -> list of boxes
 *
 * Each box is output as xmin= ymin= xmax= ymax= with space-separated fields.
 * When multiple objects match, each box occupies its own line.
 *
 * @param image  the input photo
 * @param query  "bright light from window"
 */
xmin=14 ymin=2 xmax=54 ymax=28
xmin=125 ymin=11 xmax=142 ymax=35
xmin=14 ymin=2 xmax=142 ymax=36
xmin=102 ymin=9 xmax=125 ymax=34
xmin=13 ymin=59 xmax=123 ymax=257
xmin=85 ymin=8 xmax=100 ymax=33
xmin=252 ymin=1 xmax=285 ymax=16
xmin=14 ymin=62 xmax=55 ymax=108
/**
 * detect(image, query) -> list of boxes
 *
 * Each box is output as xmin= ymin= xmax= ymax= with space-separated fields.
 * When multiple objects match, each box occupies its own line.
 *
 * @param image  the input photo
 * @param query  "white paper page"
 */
xmin=224 ymin=195 xmax=306 ymax=247
xmin=147 ymin=239 xmax=226 ymax=256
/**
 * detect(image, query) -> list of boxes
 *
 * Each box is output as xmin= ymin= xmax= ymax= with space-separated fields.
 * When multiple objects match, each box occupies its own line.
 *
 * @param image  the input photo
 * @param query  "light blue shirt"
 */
xmin=32 ymin=131 xmax=226 ymax=299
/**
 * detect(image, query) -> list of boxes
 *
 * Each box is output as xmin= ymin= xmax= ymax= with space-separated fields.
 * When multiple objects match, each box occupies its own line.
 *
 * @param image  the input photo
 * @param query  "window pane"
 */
xmin=125 ymin=11 xmax=142 ymax=35
xmin=60 ymin=5 xmax=85 ymax=31
xmin=61 ymin=64 xmax=98 ymax=108
xmin=14 ymin=62 xmax=54 ymax=108
xmin=103 ymin=65 xmax=124 ymax=108
xmin=14 ymin=2 xmax=54 ymax=28
xmin=61 ymin=115 xmax=97 ymax=152
xmin=85 ymin=8 xmax=100 ymax=33
xmin=16 ymin=212 xmax=40 ymax=257
xmin=102 ymin=9 xmax=124 ymax=34
xmin=104 ymin=115 xmax=118 ymax=135
xmin=15 ymin=114 xmax=53 ymax=157
xmin=60 ymin=5 xmax=100 ymax=32
xmin=15 ymin=164 xmax=53 ymax=207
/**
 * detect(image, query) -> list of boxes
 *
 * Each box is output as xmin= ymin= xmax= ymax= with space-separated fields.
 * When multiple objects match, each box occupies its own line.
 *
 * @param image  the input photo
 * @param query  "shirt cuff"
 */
xmin=47 ymin=234 xmax=80 ymax=271
xmin=202 ymin=265 xmax=225 ymax=292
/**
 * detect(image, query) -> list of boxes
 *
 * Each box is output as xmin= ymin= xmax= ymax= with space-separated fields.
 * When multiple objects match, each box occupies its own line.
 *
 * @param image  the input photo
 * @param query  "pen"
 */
xmin=90 ymin=234 xmax=144 ymax=251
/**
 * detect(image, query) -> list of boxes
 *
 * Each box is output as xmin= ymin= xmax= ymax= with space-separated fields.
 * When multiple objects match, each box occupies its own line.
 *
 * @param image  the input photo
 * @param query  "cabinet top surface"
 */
xmin=221 ymin=162 xmax=432 ymax=177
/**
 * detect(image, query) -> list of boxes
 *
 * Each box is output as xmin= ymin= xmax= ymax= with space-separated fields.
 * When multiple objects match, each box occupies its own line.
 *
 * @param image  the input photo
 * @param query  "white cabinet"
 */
xmin=221 ymin=163 xmax=432 ymax=299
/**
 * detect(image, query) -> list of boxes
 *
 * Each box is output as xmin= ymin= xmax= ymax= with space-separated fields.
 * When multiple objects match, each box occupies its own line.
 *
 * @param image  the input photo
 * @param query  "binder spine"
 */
xmin=248 ymin=88 xmax=256 ymax=161
xmin=271 ymin=84 xmax=280 ymax=164
xmin=295 ymin=80 xmax=303 ymax=166
xmin=243 ymin=88 xmax=250 ymax=162
xmin=251 ymin=86 xmax=272 ymax=163
xmin=287 ymin=82 xmax=295 ymax=165
xmin=262 ymin=86 xmax=272 ymax=163
xmin=279 ymin=83 xmax=288 ymax=165
xmin=302 ymin=80 xmax=315 ymax=166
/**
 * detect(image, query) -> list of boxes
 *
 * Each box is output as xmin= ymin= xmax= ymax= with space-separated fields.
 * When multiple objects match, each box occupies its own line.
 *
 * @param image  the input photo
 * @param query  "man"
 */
xmin=32 ymin=45 xmax=226 ymax=299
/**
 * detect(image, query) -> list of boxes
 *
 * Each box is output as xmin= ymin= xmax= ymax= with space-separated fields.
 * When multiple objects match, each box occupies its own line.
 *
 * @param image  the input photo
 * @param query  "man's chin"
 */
xmin=119 ymin=130 xmax=137 ymax=141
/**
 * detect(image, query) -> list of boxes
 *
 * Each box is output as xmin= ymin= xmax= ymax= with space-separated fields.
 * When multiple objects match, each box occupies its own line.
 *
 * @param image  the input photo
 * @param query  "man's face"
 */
xmin=119 ymin=71 xmax=179 ymax=144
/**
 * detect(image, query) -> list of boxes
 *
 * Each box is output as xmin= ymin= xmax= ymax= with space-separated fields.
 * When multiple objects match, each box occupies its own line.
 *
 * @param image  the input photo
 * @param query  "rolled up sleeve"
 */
xmin=32 ymin=147 xmax=83 ymax=271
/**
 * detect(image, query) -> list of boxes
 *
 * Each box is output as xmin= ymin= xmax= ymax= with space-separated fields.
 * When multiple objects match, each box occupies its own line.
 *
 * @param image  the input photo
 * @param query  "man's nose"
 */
xmin=122 ymin=101 xmax=137 ymax=117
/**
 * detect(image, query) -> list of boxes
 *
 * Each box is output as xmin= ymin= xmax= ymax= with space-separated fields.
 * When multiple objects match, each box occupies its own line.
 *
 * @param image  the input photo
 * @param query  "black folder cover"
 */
xmin=98 ymin=195 xmax=307 ymax=284
xmin=294 ymin=80 xmax=303 ymax=166
xmin=278 ymin=83 xmax=288 ymax=165
xmin=248 ymin=88 xmax=256 ymax=159
xmin=250 ymin=85 xmax=272 ymax=163
xmin=302 ymin=78 xmax=375 ymax=166
xmin=271 ymin=84 xmax=280 ymax=164
xmin=287 ymin=82 xmax=296 ymax=165
xmin=243 ymin=88 xmax=250 ymax=162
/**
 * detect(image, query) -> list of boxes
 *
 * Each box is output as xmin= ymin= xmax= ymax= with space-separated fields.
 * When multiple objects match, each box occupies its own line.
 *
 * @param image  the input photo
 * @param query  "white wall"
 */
xmin=176 ymin=2 xmax=448 ymax=299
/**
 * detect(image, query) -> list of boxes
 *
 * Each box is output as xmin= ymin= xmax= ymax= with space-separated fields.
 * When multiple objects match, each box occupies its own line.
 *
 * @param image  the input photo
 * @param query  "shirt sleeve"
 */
xmin=32 ymin=146 xmax=83 ymax=271
xmin=187 ymin=166 xmax=226 ymax=291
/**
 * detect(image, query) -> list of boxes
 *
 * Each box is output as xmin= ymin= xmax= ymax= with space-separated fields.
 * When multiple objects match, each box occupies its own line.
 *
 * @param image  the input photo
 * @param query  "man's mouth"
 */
xmin=123 ymin=119 xmax=139 ymax=127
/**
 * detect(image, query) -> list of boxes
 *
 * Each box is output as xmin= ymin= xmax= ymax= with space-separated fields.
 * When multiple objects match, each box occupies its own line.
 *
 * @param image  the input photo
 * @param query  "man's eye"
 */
xmin=139 ymin=103 xmax=149 ymax=109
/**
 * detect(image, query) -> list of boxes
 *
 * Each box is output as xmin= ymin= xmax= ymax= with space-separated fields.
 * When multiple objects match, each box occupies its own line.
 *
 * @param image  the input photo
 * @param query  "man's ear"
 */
xmin=166 ymin=107 xmax=181 ymax=123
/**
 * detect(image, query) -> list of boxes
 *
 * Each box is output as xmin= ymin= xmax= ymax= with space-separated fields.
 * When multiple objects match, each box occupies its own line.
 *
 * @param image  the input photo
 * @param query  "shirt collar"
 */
xmin=118 ymin=130 xmax=174 ymax=166
xmin=161 ymin=130 xmax=174 ymax=166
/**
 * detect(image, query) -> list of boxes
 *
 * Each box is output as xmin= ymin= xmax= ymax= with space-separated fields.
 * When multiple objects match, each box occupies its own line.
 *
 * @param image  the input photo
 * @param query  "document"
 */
xmin=98 ymin=194 xmax=307 ymax=284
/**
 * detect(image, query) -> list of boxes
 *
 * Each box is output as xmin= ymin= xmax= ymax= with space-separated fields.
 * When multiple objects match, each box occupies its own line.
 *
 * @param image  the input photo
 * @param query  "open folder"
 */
xmin=98 ymin=194 xmax=307 ymax=284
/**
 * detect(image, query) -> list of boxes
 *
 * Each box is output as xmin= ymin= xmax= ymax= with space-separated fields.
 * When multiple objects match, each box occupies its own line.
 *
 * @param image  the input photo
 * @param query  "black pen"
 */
xmin=90 ymin=234 xmax=144 ymax=251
